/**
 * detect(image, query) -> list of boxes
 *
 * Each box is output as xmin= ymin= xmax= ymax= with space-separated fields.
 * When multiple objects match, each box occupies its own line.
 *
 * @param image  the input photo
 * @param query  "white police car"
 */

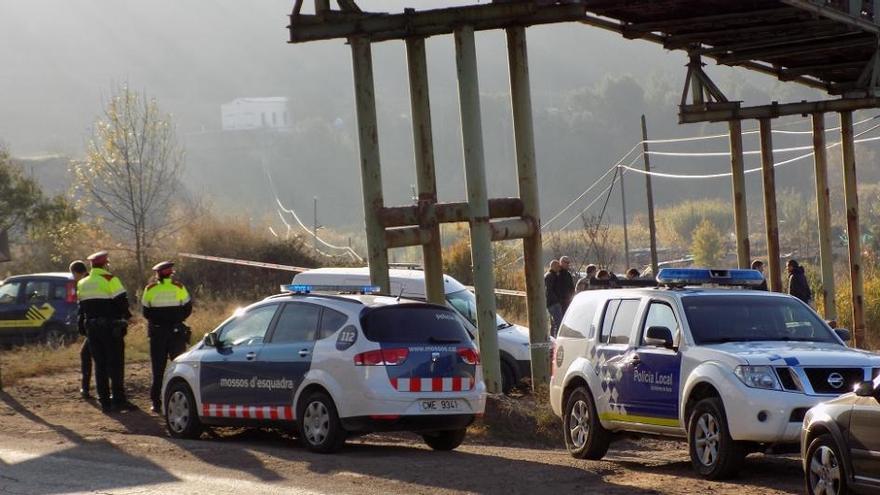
xmin=161 ymin=285 xmax=486 ymax=453
xmin=550 ymin=268 xmax=880 ymax=480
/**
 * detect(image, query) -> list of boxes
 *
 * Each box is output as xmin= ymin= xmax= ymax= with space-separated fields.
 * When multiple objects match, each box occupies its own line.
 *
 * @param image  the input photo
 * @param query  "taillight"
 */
xmin=457 ymin=347 xmax=480 ymax=365
xmin=65 ymin=281 xmax=77 ymax=304
xmin=354 ymin=348 xmax=409 ymax=366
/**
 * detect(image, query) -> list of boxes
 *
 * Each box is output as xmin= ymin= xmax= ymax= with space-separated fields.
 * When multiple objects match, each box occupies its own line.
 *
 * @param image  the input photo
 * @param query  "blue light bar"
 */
xmin=656 ymin=268 xmax=764 ymax=287
xmin=280 ymin=284 xmax=382 ymax=295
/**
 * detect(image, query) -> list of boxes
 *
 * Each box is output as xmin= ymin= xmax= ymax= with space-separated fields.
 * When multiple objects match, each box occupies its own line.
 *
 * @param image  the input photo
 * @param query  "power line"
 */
xmin=643 ymin=114 xmax=879 ymax=144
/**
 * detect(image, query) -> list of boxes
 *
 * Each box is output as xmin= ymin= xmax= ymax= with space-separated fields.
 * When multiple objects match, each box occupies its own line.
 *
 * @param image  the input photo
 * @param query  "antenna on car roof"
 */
xmin=396 ymin=284 xmax=405 ymax=302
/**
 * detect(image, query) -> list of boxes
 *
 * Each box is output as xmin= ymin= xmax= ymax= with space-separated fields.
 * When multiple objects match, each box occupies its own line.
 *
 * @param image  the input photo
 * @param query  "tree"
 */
xmin=691 ymin=219 xmax=723 ymax=267
xmin=73 ymin=85 xmax=185 ymax=281
xmin=0 ymin=147 xmax=46 ymax=235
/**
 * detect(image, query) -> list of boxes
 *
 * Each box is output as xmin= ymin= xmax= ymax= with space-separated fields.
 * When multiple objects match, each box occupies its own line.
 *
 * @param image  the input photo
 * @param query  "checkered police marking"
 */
xmin=201 ymin=404 xmax=294 ymax=420
xmin=390 ymin=376 xmax=475 ymax=392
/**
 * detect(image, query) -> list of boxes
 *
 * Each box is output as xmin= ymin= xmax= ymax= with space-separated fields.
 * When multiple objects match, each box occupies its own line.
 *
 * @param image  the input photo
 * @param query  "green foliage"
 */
xmin=661 ymin=199 xmax=733 ymax=249
xmin=691 ymin=219 xmax=723 ymax=267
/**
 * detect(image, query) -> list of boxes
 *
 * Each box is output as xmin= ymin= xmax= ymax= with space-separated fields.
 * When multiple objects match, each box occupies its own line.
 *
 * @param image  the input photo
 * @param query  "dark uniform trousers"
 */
xmin=80 ymin=338 xmax=92 ymax=392
xmin=149 ymin=324 xmax=187 ymax=404
xmin=87 ymin=318 xmax=127 ymax=404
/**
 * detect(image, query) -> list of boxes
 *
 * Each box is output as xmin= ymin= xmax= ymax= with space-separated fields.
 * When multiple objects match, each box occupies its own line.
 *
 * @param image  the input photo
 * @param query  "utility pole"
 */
xmin=620 ymin=167 xmax=630 ymax=270
xmin=641 ymin=115 xmax=659 ymax=275
xmin=313 ymin=196 xmax=319 ymax=255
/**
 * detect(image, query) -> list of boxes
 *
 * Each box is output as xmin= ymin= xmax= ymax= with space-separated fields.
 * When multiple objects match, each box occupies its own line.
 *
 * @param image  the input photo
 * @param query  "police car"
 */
xmin=161 ymin=285 xmax=486 ymax=453
xmin=549 ymin=268 xmax=880 ymax=480
xmin=0 ymin=272 xmax=78 ymax=344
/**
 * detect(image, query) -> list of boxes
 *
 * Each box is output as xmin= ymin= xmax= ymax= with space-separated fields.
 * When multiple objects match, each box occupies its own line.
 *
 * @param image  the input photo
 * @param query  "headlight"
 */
xmin=734 ymin=366 xmax=781 ymax=390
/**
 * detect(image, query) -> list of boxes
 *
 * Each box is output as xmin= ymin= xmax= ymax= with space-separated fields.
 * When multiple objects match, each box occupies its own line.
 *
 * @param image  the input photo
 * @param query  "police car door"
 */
xmin=594 ymin=298 xmax=641 ymax=423
xmin=622 ymin=300 xmax=682 ymax=428
xmin=258 ymin=302 xmax=322 ymax=409
xmin=0 ymin=280 xmax=29 ymax=339
xmin=200 ymin=303 xmax=280 ymax=409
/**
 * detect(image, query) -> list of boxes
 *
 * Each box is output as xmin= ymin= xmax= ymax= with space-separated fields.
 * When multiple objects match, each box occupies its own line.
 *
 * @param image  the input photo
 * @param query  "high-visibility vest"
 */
xmin=142 ymin=278 xmax=191 ymax=309
xmin=77 ymin=267 xmax=126 ymax=302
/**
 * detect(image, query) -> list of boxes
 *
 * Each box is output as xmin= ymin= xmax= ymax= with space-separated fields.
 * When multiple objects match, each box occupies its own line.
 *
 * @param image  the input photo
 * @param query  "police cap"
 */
xmin=152 ymin=261 xmax=174 ymax=273
xmin=87 ymin=250 xmax=109 ymax=267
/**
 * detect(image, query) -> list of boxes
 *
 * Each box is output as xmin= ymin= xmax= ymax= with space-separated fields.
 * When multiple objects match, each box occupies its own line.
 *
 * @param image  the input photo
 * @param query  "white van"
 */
xmin=292 ymin=267 xmax=532 ymax=393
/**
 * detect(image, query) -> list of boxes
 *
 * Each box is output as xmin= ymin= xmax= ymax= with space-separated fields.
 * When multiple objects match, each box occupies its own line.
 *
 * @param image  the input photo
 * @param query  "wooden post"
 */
xmin=812 ymin=113 xmax=837 ymax=321
xmin=759 ymin=118 xmax=782 ymax=292
xmin=641 ymin=115 xmax=659 ymax=275
xmin=729 ymin=119 xmax=750 ymax=268
xmin=840 ymin=110 xmax=866 ymax=347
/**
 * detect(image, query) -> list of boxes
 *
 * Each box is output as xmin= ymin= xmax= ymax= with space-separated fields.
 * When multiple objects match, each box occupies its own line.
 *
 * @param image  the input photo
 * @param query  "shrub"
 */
xmin=691 ymin=219 xmax=723 ymax=267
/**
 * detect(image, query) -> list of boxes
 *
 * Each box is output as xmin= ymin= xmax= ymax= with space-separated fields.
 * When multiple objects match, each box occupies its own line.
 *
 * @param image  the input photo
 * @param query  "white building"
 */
xmin=221 ymin=97 xmax=290 ymax=131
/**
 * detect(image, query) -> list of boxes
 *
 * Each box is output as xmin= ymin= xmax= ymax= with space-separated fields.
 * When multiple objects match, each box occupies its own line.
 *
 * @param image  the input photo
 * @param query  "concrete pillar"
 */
xmin=350 ymin=37 xmax=390 ymax=293
xmin=840 ymin=110 xmax=866 ymax=347
xmin=405 ymin=37 xmax=445 ymax=305
xmin=506 ymin=26 xmax=550 ymax=388
xmin=759 ymin=118 xmax=782 ymax=292
xmin=812 ymin=113 xmax=837 ymax=321
xmin=455 ymin=26 xmax=502 ymax=393
xmin=729 ymin=119 xmax=750 ymax=268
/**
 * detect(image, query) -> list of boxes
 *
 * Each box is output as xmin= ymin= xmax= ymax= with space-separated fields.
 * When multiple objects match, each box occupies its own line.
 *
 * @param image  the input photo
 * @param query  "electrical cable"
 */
xmin=642 ymin=114 xmax=879 ymax=144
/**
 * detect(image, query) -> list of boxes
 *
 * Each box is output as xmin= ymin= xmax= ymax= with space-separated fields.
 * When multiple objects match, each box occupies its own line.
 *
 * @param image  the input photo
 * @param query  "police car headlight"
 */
xmin=734 ymin=366 xmax=781 ymax=390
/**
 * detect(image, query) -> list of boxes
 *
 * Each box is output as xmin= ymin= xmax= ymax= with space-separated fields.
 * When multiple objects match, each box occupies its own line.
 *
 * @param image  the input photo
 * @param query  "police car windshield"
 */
xmin=360 ymin=305 xmax=471 ymax=344
xmin=446 ymin=290 xmax=511 ymax=330
xmin=682 ymin=295 xmax=839 ymax=345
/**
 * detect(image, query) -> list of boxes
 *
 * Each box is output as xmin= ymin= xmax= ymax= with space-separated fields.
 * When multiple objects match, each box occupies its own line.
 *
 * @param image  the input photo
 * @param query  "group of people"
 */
xmin=544 ymin=256 xmax=644 ymax=336
xmin=545 ymin=256 xmax=814 ymax=337
xmin=72 ymin=250 xmax=193 ymax=414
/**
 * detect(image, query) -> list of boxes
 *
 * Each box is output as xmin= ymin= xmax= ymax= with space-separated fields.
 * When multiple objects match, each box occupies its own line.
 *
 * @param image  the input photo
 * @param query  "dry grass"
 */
xmin=0 ymin=298 xmax=244 ymax=387
xmin=470 ymin=388 xmax=561 ymax=447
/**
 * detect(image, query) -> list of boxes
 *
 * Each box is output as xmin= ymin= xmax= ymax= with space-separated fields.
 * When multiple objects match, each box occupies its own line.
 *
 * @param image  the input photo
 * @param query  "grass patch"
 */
xmin=0 ymin=298 xmax=244 ymax=387
xmin=470 ymin=389 xmax=562 ymax=448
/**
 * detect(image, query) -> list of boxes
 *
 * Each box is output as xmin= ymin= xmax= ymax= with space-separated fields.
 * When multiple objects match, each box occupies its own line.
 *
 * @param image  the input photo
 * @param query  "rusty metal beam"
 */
xmin=379 ymin=197 xmax=523 ymax=228
xmin=759 ymin=118 xmax=783 ymax=292
xmin=623 ymin=7 xmax=800 ymax=35
xmin=680 ymin=97 xmax=880 ymax=123
xmin=812 ymin=113 xmax=837 ymax=321
xmin=288 ymin=3 xmax=586 ymax=43
xmin=384 ymin=226 xmax=433 ymax=249
xmin=717 ymin=34 xmax=875 ymax=65
xmin=729 ymin=119 xmax=750 ymax=268
xmin=489 ymin=218 xmax=535 ymax=242
xmin=664 ymin=19 xmax=839 ymax=49
xmin=779 ymin=0 xmax=880 ymax=34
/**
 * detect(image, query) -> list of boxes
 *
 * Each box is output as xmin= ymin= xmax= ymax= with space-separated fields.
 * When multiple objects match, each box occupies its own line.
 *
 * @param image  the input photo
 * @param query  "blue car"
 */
xmin=0 ymin=272 xmax=79 ymax=344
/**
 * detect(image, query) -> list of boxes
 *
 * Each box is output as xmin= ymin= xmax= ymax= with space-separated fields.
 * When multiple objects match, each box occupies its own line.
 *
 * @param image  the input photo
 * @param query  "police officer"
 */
xmin=69 ymin=260 xmax=91 ymax=399
xmin=142 ymin=261 xmax=192 ymax=413
xmin=77 ymin=250 xmax=132 ymax=413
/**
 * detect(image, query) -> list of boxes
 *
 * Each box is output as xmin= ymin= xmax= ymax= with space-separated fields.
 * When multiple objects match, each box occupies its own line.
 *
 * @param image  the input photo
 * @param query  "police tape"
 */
xmin=528 ymin=342 xmax=554 ymax=349
xmin=177 ymin=253 xmax=311 ymax=273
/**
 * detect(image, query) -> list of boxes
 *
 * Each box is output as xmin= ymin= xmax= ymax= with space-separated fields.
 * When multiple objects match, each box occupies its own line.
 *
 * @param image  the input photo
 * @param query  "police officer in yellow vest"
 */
xmin=77 ymin=250 xmax=132 ymax=413
xmin=142 ymin=261 xmax=192 ymax=413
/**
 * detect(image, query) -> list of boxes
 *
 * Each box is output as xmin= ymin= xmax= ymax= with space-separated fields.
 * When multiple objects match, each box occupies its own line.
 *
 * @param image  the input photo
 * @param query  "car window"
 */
xmin=608 ymin=299 xmax=639 ymax=345
xmin=559 ymin=295 xmax=599 ymax=339
xmin=642 ymin=302 xmax=678 ymax=345
xmin=682 ymin=295 xmax=838 ymax=344
xmin=24 ymin=281 xmax=51 ymax=303
xmin=445 ymin=289 xmax=506 ymax=329
xmin=51 ymin=283 xmax=68 ymax=301
xmin=270 ymin=303 xmax=320 ymax=344
xmin=599 ymin=299 xmax=621 ymax=343
xmin=361 ymin=305 xmax=471 ymax=343
xmin=0 ymin=282 xmax=21 ymax=304
xmin=219 ymin=304 xmax=278 ymax=347
xmin=318 ymin=308 xmax=348 ymax=339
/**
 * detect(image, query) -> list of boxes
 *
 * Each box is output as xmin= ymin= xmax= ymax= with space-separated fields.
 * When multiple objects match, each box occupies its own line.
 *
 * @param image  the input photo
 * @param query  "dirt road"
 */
xmin=0 ymin=364 xmax=804 ymax=495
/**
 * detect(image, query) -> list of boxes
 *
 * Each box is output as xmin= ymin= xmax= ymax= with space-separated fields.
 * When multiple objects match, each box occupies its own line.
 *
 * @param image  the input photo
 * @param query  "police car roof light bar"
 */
xmin=280 ymin=284 xmax=382 ymax=295
xmin=656 ymin=268 xmax=764 ymax=287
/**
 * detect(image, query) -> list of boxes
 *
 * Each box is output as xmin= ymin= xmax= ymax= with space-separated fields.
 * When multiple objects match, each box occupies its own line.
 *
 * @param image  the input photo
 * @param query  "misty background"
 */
xmin=2 ymin=0 xmax=868 ymax=241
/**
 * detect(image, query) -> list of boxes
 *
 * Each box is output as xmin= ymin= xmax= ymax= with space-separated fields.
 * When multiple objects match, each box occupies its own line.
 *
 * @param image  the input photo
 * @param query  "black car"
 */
xmin=0 ymin=272 xmax=79 ymax=344
xmin=802 ymin=375 xmax=880 ymax=495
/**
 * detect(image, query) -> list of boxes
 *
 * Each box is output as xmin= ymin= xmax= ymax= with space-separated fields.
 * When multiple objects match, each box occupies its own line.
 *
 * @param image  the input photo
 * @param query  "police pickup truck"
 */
xmin=162 ymin=284 xmax=486 ymax=453
xmin=550 ymin=268 xmax=880 ymax=480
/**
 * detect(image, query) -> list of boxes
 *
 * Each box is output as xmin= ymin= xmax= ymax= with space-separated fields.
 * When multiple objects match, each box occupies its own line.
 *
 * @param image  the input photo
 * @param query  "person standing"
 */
xmin=786 ymin=259 xmax=813 ymax=305
xmin=77 ymin=250 xmax=132 ymax=413
xmin=751 ymin=259 xmax=768 ymax=291
xmin=544 ymin=260 xmax=562 ymax=337
xmin=142 ymin=261 xmax=192 ymax=413
xmin=576 ymin=264 xmax=598 ymax=293
xmin=69 ymin=260 xmax=92 ymax=399
xmin=557 ymin=256 xmax=576 ymax=313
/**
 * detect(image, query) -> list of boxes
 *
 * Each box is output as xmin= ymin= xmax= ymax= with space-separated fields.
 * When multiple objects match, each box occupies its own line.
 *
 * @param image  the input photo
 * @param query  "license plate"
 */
xmin=419 ymin=399 xmax=460 ymax=412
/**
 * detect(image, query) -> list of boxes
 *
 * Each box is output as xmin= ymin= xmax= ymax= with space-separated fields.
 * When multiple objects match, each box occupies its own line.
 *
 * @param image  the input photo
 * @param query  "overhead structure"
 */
xmin=288 ymin=1 xmax=880 ymax=390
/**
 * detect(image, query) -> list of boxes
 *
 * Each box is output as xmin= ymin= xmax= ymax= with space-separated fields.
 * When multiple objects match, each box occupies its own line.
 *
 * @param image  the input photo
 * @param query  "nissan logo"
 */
xmin=827 ymin=372 xmax=845 ymax=389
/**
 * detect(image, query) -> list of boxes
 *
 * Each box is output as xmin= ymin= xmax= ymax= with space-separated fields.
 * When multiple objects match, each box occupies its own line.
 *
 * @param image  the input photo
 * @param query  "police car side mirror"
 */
xmin=834 ymin=328 xmax=851 ymax=343
xmin=645 ymin=326 xmax=674 ymax=349
xmin=203 ymin=332 xmax=219 ymax=348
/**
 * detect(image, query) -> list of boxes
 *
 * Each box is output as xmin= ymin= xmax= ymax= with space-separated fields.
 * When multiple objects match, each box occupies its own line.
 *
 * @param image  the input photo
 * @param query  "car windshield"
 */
xmin=682 ymin=295 xmax=839 ymax=345
xmin=445 ymin=289 xmax=510 ymax=330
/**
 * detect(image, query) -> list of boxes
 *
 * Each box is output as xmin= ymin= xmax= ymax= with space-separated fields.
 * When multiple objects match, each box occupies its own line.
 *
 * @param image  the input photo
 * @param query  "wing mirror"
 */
xmin=834 ymin=328 xmax=851 ymax=343
xmin=854 ymin=380 xmax=877 ymax=398
xmin=203 ymin=332 xmax=219 ymax=348
xmin=645 ymin=326 xmax=674 ymax=349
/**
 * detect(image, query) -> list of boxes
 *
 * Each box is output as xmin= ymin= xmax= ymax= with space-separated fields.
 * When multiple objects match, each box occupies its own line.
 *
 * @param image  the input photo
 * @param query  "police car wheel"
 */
xmin=563 ymin=386 xmax=611 ymax=460
xmin=298 ymin=392 xmax=346 ymax=454
xmin=41 ymin=324 xmax=67 ymax=345
xmin=422 ymin=428 xmax=467 ymax=451
xmin=164 ymin=381 xmax=203 ymax=440
xmin=805 ymin=434 xmax=847 ymax=495
xmin=687 ymin=397 xmax=746 ymax=480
